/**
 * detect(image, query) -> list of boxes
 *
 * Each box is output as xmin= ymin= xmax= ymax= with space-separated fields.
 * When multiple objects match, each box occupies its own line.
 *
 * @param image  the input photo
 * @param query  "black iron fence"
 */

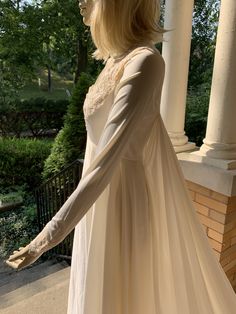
xmin=0 ymin=111 xmax=65 ymax=138
xmin=35 ymin=159 xmax=84 ymax=258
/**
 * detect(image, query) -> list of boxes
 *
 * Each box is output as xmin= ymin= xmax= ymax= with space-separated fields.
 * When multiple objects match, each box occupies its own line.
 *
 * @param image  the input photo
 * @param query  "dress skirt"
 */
xmin=67 ymin=115 xmax=236 ymax=314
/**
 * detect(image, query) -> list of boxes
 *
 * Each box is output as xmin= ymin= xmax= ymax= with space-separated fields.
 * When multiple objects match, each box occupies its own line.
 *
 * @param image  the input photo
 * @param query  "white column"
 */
xmin=160 ymin=0 xmax=195 ymax=153
xmin=197 ymin=0 xmax=236 ymax=161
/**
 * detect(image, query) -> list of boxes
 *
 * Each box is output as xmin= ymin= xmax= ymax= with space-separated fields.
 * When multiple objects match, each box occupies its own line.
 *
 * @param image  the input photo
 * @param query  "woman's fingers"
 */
xmin=6 ymin=254 xmax=37 ymax=270
xmin=8 ymin=252 xmax=24 ymax=261
xmin=5 ymin=258 xmax=23 ymax=269
xmin=6 ymin=244 xmax=40 ymax=270
xmin=6 ymin=255 xmax=29 ymax=270
xmin=7 ymin=246 xmax=28 ymax=261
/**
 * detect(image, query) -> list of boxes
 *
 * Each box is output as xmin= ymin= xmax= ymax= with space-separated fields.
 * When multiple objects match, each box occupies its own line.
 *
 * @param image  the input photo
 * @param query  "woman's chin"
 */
xmin=82 ymin=16 xmax=91 ymax=26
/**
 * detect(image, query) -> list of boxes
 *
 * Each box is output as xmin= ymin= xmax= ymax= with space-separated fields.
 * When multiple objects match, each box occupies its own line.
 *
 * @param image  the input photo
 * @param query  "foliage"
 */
xmin=43 ymin=72 xmax=95 ymax=179
xmin=0 ymin=0 xmax=98 ymax=99
xmin=0 ymin=187 xmax=38 ymax=259
xmin=0 ymin=137 xmax=52 ymax=189
xmin=0 ymin=192 xmax=23 ymax=205
xmin=0 ymin=97 xmax=69 ymax=113
xmin=18 ymin=69 xmax=74 ymax=100
xmin=0 ymin=1 xmax=40 ymax=102
xmin=0 ymin=98 xmax=68 ymax=137
xmin=186 ymin=0 xmax=220 ymax=145
xmin=189 ymin=0 xmax=220 ymax=88
xmin=185 ymin=83 xmax=211 ymax=147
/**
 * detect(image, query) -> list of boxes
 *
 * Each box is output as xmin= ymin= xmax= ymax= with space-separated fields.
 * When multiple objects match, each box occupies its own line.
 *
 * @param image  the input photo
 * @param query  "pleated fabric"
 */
xmin=67 ymin=113 xmax=236 ymax=314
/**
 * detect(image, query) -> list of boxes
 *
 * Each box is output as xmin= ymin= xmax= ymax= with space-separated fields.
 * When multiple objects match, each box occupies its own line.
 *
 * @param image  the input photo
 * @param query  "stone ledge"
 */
xmin=177 ymin=152 xmax=236 ymax=197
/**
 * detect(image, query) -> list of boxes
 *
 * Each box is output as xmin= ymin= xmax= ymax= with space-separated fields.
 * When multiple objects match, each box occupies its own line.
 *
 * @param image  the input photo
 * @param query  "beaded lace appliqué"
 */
xmin=83 ymin=58 xmax=123 ymax=120
xmin=83 ymin=46 xmax=158 ymax=121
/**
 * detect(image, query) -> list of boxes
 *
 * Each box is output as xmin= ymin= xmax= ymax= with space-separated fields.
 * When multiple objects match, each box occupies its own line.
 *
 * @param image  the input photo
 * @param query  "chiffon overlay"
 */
xmin=28 ymin=44 xmax=236 ymax=313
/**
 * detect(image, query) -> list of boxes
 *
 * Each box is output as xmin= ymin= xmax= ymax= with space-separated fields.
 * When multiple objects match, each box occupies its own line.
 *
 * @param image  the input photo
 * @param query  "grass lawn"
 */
xmin=19 ymin=69 xmax=74 ymax=100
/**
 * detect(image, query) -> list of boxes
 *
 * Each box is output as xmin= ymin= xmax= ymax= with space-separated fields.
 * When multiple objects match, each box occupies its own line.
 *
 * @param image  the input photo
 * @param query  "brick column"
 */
xmin=186 ymin=180 xmax=236 ymax=291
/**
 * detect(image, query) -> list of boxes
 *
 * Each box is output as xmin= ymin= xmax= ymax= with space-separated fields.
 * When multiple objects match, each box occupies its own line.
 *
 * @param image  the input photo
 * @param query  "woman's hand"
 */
xmin=5 ymin=244 xmax=41 ymax=270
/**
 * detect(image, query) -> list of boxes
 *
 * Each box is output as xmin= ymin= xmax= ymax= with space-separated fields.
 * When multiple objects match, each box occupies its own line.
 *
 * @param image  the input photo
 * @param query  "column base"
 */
xmin=190 ymin=150 xmax=236 ymax=170
xmin=199 ymin=141 xmax=236 ymax=160
xmin=173 ymin=141 xmax=196 ymax=153
xmin=168 ymin=131 xmax=196 ymax=153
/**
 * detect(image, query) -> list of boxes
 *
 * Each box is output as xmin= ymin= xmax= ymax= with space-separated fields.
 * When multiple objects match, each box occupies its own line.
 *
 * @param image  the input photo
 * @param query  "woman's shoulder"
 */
xmin=111 ymin=44 xmax=163 ymax=64
xmin=113 ymin=45 xmax=165 ymax=82
xmin=126 ymin=45 xmax=164 ymax=68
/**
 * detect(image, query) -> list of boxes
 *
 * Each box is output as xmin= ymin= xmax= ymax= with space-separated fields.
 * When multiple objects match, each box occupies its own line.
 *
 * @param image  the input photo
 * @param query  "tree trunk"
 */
xmin=47 ymin=64 xmax=52 ymax=92
xmin=74 ymin=38 xmax=88 ymax=84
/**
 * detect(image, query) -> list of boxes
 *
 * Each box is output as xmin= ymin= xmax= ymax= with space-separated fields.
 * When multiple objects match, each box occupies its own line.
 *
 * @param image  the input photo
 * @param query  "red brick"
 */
xmin=223 ymin=259 xmax=236 ymax=273
xmin=220 ymin=250 xmax=236 ymax=265
xmin=209 ymin=209 xmax=226 ymax=224
xmin=208 ymin=238 xmax=223 ymax=252
xmin=231 ymin=236 xmax=236 ymax=246
xmin=193 ymin=201 xmax=209 ymax=216
xmin=224 ymin=228 xmax=236 ymax=241
xmin=197 ymin=213 xmax=225 ymax=234
xmin=225 ymin=221 xmax=236 ymax=233
xmin=225 ymin=210 xmax=236 ymax=224
xmin=221 ymin=244 xmax=236 ymax=259
xmin=195 ymin=194 xmax=228 ymax=214
xmin=189 ymin=190 xmax=195 ymax=201
xmin=210 ymin=191 xmax=229 ymax=204
xmin=226 ymin=265 xmax=236 ymax=278
xmin=208 ymin=229 xmax=224 ymax=243
xmin=186 ymin=181 xmax=211 ymax=197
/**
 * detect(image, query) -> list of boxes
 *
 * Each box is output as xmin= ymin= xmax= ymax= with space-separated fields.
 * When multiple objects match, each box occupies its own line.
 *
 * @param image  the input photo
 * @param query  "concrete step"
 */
xmin=0 ymin=258 xmax=68 ymax=296
xmin=0 ymin=263 xmax=70 ymax=313
xmin=0 ymin=275 xmax=69 ymax=314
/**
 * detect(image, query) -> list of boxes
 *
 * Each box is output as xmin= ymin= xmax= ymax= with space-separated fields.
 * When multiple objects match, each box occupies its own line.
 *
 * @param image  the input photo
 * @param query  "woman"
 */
xmin=6 ymin=0 xmax=236 ymax=313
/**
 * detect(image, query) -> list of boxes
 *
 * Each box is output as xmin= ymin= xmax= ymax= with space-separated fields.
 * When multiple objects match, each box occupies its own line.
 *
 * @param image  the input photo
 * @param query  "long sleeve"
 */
xmin=28 ymin=49 xmax=165 ymax=256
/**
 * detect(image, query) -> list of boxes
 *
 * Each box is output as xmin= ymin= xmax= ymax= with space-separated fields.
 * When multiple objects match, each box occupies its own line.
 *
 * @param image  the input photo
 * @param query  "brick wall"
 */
xmin=186 ymin=180 xmax=236 ymax=291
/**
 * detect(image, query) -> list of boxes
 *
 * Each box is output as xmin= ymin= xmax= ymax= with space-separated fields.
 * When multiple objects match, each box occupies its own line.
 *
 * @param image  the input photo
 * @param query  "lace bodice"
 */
xmin=83 ymin=45 xmax=159 ymax=121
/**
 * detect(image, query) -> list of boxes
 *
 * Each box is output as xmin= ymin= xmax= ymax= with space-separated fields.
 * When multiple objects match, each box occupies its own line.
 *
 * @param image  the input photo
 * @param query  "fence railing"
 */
xmin=35 ymin=159 xmax=84 ymax=258
xmin=0 ymin=111 xmax=66 ymax=138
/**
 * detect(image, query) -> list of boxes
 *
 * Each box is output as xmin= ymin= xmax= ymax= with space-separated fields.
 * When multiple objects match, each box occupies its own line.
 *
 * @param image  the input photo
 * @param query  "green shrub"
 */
xmin=0 ymin=188 xmax=38 ymax=258
xmin=0 ymin=138 xmax=53 ymax=189
xmin=185 ymin=83 xmax=210 ymax=147
xmin=43 ymin=72 xmax=95 ymax=179
xmin=0 ymin=98 xmax=69 ymax=137
xmin=0 ymin=192 xmax=23 ymax=206
xmin=0 ymin=97 xmax=69 ymax=113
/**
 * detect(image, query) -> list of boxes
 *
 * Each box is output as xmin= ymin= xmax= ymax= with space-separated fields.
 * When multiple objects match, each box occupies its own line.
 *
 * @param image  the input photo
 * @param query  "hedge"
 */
xmin=0 ymin=98 xmax=69 ymax=137
xmin=0 ymin=137 xmax=52 ymax=189
xmin=43 ymin=72 xmax=95 ymax=179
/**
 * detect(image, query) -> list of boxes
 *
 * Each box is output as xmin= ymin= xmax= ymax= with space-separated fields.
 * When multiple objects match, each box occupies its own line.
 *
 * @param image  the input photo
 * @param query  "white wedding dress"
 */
xmin=28 ymin=44 xmax=236 ymax=314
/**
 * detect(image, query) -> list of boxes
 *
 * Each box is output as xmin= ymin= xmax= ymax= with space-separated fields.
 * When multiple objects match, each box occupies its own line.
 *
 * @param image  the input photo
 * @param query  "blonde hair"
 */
xmin=90 ymin=0 xmax=165 ymax=61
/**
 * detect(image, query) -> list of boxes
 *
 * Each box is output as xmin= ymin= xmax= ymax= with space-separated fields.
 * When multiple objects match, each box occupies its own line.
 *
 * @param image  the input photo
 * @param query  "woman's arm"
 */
xmin=6 ymin=50 xmax=165 ymax=269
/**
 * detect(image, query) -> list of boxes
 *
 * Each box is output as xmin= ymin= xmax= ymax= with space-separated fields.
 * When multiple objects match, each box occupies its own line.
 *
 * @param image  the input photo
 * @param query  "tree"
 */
xmin=0 ymin=0 xmax=99 ymax=97
xmin=188 ymin=0 xmax=220 ymax=88
xmin=34 ymin=0 xmax=96 ymax=86
xmin=0 ymin=1 xmax=39 ymax=101
xmin=42 ymin=72 xmax=95 ymax=179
